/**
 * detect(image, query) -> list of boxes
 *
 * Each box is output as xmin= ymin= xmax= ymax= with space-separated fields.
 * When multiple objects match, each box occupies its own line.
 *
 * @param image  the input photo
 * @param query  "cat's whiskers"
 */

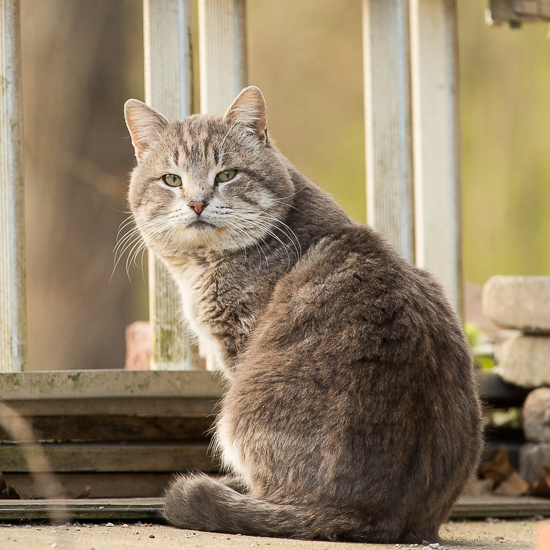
xmin=113 ymin=215 xmax=172 ymax=281
xmin=224 ymin=219 xmax=269 ymax=266
xmin=231 ymin=211 xmax=300 ymax=268
xmin=254 ymin=211 xmax=302 ymax=258
xmin=113 ymin=222 xmax=145 ymax=281
xmin=229 ymin=216 xmax=291 ymax=269
xmin=222 ymin=220 xmax=255 ymax=264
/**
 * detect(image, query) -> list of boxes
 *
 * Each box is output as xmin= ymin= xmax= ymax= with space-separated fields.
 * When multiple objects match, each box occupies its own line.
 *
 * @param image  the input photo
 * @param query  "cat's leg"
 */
xmin=399 ymin=524 xmax=440 ymax=545
xmin=218 ymin=475 xmax=249 ymax=494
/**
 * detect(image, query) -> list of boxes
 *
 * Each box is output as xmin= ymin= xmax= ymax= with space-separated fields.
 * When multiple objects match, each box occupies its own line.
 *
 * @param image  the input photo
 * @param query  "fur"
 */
xmin=124 ymin=87 xmax=482 ymax=543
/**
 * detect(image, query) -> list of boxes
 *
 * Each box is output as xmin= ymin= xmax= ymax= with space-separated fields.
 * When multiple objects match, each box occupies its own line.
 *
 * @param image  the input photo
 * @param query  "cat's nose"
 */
xmin=188 ymin=200 xmax=207 ymax=215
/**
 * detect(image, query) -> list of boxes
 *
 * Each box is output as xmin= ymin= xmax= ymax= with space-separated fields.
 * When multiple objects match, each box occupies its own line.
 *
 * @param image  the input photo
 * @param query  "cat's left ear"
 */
xmin=124 ymin=99 xmax=169 ymax=161
xmin=223 ymin=86 xmax=268 ymax=145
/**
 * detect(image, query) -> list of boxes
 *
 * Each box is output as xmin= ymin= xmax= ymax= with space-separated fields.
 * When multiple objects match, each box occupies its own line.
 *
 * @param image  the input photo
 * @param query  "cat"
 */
xmin=124 ymin=86 xmax=482 ymax=543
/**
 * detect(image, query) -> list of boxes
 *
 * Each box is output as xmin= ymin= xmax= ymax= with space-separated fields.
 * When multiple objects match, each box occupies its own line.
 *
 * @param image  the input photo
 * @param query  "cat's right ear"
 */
xmin=223 ymin=86 xmax=268 ymax=145
xmin=124 ymin=99 xmax=169 ymax=161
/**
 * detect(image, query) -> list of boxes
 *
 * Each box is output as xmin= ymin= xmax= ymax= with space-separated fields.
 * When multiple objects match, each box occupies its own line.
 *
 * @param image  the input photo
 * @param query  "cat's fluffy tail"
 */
xmin=163 ymin=473 xmax=321 ymax=539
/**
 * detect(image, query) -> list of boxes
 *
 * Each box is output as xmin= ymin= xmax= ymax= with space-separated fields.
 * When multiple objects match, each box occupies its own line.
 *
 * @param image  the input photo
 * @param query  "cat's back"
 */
xmin=233 ymin=220 xmax=480 ymax=443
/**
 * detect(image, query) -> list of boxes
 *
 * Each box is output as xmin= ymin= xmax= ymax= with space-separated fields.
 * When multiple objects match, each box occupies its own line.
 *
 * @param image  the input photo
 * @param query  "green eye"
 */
xmin=162 ymin=174 xmax=182 ymax=187
xmin=215 ymin=169 xmax=237 ymax=184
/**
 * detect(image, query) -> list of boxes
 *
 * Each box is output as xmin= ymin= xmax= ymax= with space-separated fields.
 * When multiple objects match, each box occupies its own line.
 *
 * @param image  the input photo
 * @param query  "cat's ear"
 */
xmin=124 ymin=99 xmax=169 ymax=161
xmin=223 ymin=86 xmax=268 ymax=144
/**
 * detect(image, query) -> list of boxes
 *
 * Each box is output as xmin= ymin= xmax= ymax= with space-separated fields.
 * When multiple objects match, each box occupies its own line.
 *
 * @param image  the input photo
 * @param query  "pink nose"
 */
xmin=189 ymin=201 xmax=207 ymax=215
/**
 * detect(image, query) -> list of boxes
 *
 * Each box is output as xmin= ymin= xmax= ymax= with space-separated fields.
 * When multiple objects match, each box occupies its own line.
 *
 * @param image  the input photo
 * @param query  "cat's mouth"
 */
xmin=187 ymin=219 xmax=215 ymax=230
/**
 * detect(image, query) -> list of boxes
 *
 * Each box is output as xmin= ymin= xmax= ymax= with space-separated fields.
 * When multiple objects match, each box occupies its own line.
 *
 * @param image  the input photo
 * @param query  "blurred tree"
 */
xmin=459 ymin=0 xmax=550 ymax=283
xmin=248 ymin=0 xmax=550 ymax=284
xmin=20 ymin=0 xmax=550 ymax=370
xmin=247 ymin=0 xmax=366 ymax=223
xmin=21 ymin=0 xmax=146 ymax=370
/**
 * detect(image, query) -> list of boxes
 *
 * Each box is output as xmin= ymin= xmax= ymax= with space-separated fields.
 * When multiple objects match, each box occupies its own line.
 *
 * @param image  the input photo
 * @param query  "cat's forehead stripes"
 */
xmin=171 ymin=117 xmax=233 ymax=170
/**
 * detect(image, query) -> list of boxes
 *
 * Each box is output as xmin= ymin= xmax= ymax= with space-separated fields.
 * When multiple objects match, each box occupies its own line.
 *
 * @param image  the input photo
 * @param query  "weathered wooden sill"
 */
xmin=0 ymin=370 xmax=526 ymax=501
xmin=0 ymin=370 xmax=226 ymax=499
xmin=0 ymin=495 xmax=549 ymax=523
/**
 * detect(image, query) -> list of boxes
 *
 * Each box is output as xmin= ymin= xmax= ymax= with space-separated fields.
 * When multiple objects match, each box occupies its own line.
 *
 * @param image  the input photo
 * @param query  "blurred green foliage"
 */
xmin=464 ymin=322 xmax=495 ymax=370
xmin=247 ymin=0 xmax=550 ymax=286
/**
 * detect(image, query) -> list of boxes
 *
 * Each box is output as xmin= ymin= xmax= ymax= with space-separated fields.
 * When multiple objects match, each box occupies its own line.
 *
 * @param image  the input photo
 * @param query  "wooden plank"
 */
xmin=362 ymin=0 xmax=414 ymax=263
xmin=144 ymin=0 xmax=198 ymax=370
xmin=198 ymin=0 xmax=247 ymax=114
xmin=452 ymin=495 xmax=550 ymax=519
xmin=0 ymin=442 xmax=218 ymax=473
xmin=3 ymin=473 xmax=174 ymax=499
xmin=197 ymin=0 xmax=247 ymax=370
xmin=1 ymin=495 xmax=549 ymax=523
xmin=0 ymin=370 xmax=519 ymax=412
xmin=2 ymin=397 xmax=218 ymax=417
xmin=0 ymin=498 xmax=164 ymax=522
xmin=0 ymin=370 xmax=225 ymax=400
xmin=0 ymin=415 xmax=214 ymax=443
xmin=409 ymin=0 xmax=462 ymax=314
xmin=0 ymin=0 xmax=26 ymax=373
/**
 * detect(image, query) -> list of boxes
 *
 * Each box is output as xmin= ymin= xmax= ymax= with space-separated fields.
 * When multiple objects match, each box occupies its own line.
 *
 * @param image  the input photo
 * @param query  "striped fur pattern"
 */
xmin=124 ymin=87 xmax=482 ymax=543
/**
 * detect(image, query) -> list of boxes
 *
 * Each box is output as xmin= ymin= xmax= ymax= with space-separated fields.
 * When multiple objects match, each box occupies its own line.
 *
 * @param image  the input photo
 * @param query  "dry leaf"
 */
xmin=462 ymin=476 xmax=495 ymax=496
xmin=530 ymin=468 xmax=550 ymax=498
xmin=493 ymin=471 xmax=530 ymax=496
xmin=479 ymin=444 xmax=515 ymax=485
xmin=53 ymin=484 xmax=91 ymax=499
xmin=0 ymin=472 xmax=21 ymax=500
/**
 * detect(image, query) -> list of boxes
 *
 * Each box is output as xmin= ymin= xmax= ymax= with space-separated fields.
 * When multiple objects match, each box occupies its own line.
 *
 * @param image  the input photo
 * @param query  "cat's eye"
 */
xmin=215 ymin=169 xmax=237 ymax=184
xmin=162 ymin=174 xmax=182 ymax=187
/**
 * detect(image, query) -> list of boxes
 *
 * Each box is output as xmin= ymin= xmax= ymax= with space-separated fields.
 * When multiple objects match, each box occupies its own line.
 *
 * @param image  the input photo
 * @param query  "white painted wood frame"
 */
xmin=0 ymin=0 xmax=26 ymax=373
xmin=143 ymin=0 xmax=198 ymax=369
xmin=362 ymin=0 xmax=415 ymax=263
xmin=198 ymin=0 xmax=247 ymax=370
xmin=198 ymin=0 xmax=247 ymax=115
xmin=410 ymin=0 xmax=463 ymax=313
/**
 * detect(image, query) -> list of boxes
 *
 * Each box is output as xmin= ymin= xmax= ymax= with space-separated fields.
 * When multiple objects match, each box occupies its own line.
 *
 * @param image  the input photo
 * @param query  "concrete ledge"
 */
xmin=498 ymin=335 xmax=550 ymax=388
xmin=483 ymin=276 xmax=550 ymax=334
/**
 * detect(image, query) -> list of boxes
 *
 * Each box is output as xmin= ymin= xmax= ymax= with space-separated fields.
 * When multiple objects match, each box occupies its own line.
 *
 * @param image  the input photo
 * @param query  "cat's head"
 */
xmin=124 ymin=86 xmax=294 ymax=258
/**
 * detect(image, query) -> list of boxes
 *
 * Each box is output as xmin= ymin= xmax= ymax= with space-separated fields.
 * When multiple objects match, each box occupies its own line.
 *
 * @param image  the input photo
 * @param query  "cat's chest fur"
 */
xmin=166 ymin=254 xmax=272 ymax=372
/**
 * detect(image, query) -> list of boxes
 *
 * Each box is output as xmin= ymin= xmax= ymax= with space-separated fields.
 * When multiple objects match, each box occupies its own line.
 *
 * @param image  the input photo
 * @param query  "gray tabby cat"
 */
xmin=124 ymin=87 xmax=482 ymax=544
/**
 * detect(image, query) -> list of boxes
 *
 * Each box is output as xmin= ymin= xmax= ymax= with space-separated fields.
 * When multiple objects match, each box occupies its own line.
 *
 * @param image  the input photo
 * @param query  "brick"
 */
xmin=124 ymin=321 xmax=151 ymax=370
xmin=498 ymin=335 xmax=550 ymax=388
xmin=523 ymin=388 xmax=550 ymax=442
xmin=520 ymin=442 xmax=550 ymax=482
xmin=482 ymin=276 xmax=550 ymax=334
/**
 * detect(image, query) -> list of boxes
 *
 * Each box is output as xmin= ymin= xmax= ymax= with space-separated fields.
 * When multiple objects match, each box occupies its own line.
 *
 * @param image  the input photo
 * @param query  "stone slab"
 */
xmin=482 ymin=275 xmax=550 ymax=334
xmin=497 ymin=334 xmax=550 ymax=388
xmin=523 ymin=388 xmax=550 ymax=442
xmin=520 ymin=442 xmax=550 ymax=482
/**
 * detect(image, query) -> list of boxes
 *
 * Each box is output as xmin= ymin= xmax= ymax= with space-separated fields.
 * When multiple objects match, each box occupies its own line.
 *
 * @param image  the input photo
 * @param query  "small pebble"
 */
xmin=133 ymin=530 xmax=139 ymax=535
xmin=24 ymin=525 xmax=31 ymax=529
xmin=135 ymin=521 xmax=142 ymax=526
xmin=149 ymin=534 xmax=155 ymax=539
xmin=105 ymin=522 xmax=115 ymax=527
